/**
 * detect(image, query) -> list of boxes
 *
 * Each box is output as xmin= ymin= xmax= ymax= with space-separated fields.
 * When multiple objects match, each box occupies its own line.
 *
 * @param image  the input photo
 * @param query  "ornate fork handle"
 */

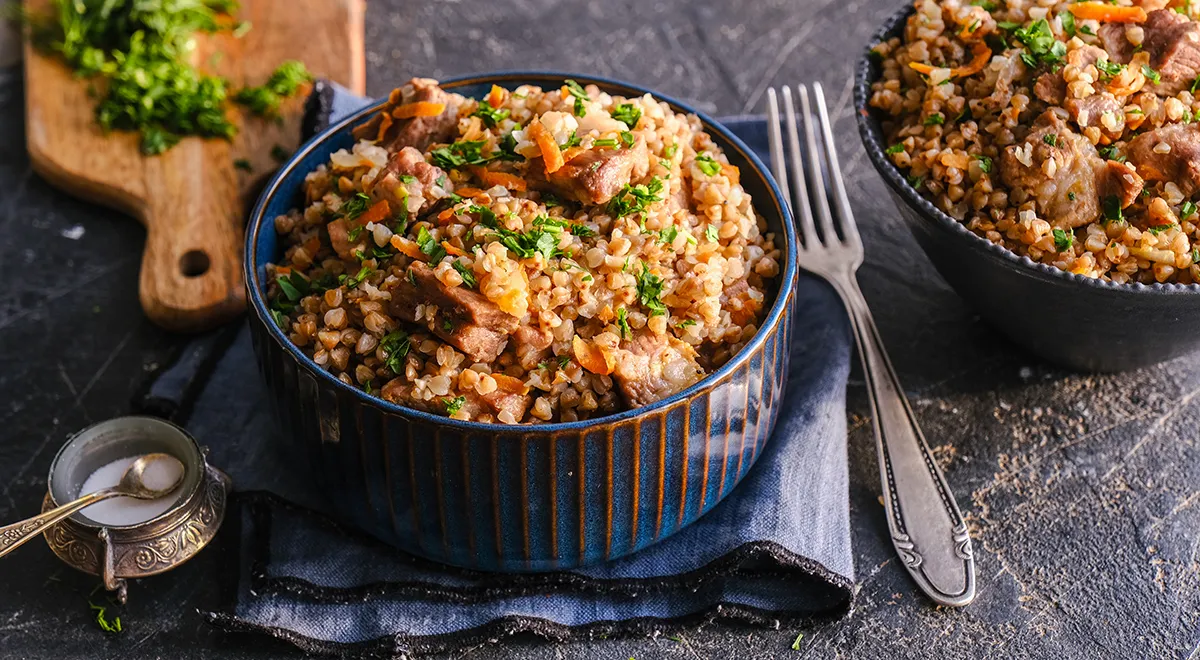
xmin=826 ymin=269 xmax=976 ymax=607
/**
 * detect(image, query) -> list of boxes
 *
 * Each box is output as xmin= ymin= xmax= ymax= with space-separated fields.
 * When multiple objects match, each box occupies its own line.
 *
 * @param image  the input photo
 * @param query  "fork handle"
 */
xmin=829 ymin=272 xmax=976 ymax=607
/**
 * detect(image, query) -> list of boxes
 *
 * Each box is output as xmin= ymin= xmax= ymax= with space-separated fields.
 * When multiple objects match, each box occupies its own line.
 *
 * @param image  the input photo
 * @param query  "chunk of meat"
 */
xmin=1066 ymin=94 xmax=1125 ymax=139
xmin=999 ymin=111 xmax=1104 ymax=229
xmin=511 ymin=324 xmax=553 ymax=369
xmin=538 ymin=138 xmax=651 ymax=205
xmin=1127 ymin=122 xmax=1200 ymax=192
xmin=388 ymin=262 xmax=519 ymax=362
xmin=1099 ymin=159 xmax=1145 ymax=209
xmin=326 ymin=217 xmax=365 ymax=261
xmin=612 ymin=331 xmax=705 ymax=408
xmin=1099 ymin=10 xmax=1200 ymax=95
xmin=368 ymin=146 xmax=449 ymax=217
xmin=380 ymin=379 xmax=530 ymax=422
xmin=1034 ymin=72 xmax=1066 ymax=105
xmin=352 ymin=78 xmax=460 ymax=152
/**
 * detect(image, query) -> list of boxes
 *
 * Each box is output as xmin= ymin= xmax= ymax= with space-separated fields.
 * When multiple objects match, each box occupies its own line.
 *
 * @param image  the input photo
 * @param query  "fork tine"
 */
xmin=812 ymin=82 xmax=862 ymax=248
xmin=766 ymin=88 xmax=792 ymax=209
xmin=782 ymin=86 xmax=818 ymax=248
xmin=797 ymin=84 xmax=839 ymax=245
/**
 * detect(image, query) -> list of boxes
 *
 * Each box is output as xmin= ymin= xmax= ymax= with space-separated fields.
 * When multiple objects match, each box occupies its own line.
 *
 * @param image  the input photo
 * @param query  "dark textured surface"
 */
xmin=1 ymin=0 xmax=1198 ymax=657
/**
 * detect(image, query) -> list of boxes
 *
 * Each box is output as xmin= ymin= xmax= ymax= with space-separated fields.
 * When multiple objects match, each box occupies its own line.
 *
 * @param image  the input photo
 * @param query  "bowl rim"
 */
xmin=854 ymin=2 xmax=1200 ymax=296
xmin=245 ymin=70 xmax=799 ymax=432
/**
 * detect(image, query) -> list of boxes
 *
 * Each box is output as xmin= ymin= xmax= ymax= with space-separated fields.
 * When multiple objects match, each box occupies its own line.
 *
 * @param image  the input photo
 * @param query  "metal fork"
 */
xmin=766 ymin=83 xmax=976 ymax=607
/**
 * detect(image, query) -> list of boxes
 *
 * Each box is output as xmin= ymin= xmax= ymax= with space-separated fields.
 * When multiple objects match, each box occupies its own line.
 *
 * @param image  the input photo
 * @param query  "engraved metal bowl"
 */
xmin=41 ymin=416 xmax=230 ymax=603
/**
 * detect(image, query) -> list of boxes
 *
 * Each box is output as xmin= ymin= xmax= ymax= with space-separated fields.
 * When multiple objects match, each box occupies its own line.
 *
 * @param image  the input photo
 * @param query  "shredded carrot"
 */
xmin=375 ymin=113 xmax=394 ymax=142
xmin=455 ymin=186 xmax=485 ymax=198
xmin=442 ymin=240 xmax=468 ymax=257
xmin=358 ymin=199 xmax=391 ymax=226
xmin=437 ymin=207 xmax=457 ymax=223
xmin=1068 ymin=2 xmax=1147 ymax=22
xmin=528 ymin=119 xmax=565 ymax=174
xmin=940 ymin=152 xmax=971 ymax=169
xmin=391 ymin=101 xmax=447 ymax=119
xmin=909 ymin=42 xmax=992 ymax=78
xmin=486 ymin=84 xmax=506 ymax=108
xmin=390 ymin=235 xmax=424 ymax=260
xmin=491 ymin=373 xmax=529 ymax=394
xmin=275 ymin=265 xmax=292 ymax=275
xmin=572 ymin=336 xmax=614 ymax=375
xmin=562 ymin=146 xmax=587 ymax=162
xmin=473 ymin=168 xmax=528 ymax=191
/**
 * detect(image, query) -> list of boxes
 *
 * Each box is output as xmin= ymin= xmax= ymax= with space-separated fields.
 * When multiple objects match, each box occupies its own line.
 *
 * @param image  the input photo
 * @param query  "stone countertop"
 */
xmin=1 ymin=0 xmax=1198 ymax=658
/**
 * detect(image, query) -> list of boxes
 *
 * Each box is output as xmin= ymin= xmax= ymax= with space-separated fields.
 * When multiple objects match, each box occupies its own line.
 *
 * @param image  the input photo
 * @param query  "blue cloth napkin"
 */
xmin=187 ymin=82 xmax=855 ymax=656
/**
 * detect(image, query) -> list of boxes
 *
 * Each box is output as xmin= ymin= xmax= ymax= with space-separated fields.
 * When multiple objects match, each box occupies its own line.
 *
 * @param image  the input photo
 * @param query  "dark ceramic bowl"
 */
xmin=855 ymin=4 xmax=1200 ymax=372
xmin=245 ymin=72 xmax=798 ymax=571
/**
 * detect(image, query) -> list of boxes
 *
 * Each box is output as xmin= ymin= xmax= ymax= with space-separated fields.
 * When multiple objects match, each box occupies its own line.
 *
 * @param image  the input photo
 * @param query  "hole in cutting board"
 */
xmin=179 ymin=250 xmax=211 ymax=277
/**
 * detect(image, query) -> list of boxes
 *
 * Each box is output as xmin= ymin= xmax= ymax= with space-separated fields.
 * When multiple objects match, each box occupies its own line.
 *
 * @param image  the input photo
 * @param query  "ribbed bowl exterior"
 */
xmin=247 ymin=294 xmax=792 ymax=571
xmin=245 ymin=72 xmax=798 ymax=571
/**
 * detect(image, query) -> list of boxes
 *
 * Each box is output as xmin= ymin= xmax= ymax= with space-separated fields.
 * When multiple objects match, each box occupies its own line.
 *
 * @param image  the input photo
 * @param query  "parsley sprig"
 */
xmin=607 ymin=177 xmax=665 ymax=219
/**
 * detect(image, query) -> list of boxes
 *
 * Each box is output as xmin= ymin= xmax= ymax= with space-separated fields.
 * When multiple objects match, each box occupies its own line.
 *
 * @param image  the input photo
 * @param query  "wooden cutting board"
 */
xmin=23 ymin=0 xmax=365 ymax=332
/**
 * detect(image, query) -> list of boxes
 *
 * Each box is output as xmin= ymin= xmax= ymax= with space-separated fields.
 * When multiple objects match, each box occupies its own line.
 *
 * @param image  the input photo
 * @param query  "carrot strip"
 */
xmin=455 ymin=186 xmax=485 ymax=198
xmin=390 ymin=235 xmax=424 ymax=259
xmin=491 ymin=373 xmax=529 ymax=394
xmin=391 ymin=101 xmax=447 ymax=119
xmin=562 ymin=146 xmax=587 ymax=162
xmin=528 ymin=119 xmax=565 ymax=174
xmin=442 ymin=240 xmax=468 ymax=257
xmin=437 ymin=208 xmax=457 ymax=223
xmin=375 ymin=113 xmax=394 ymax=142
xmin=1068 ymin=2 xmax=1147 ymax=22
xmin=486 ymin=84 xmax=506 ymax=108
xmin=358 ymin=199 xmax=391 ymax=226
xmin=909 ymin=42 xmax=992 ymax=78
xmin=275 ymin=265 xmax=292 ymax=275
xmin=572 ymin=336 xmax=614 ymax=375
xmin=473 ymin=168 xmax=528 ymax=191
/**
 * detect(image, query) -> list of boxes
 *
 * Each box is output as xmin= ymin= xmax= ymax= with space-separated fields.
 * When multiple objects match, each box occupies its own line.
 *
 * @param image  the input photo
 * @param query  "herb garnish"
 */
xmin=416 ymin=226 xmax=446 ymax=262
xmin=923 ymin=113 xmax=945 ymax=126
xmin=1044 ymin=134 xmax=1058 ymax=147
xmin=1143 ymin=65 xmax=1162 ymax=85
xmin=452 ymin=261 xmax=477 ymax=288
xmin=563 ymin=79 xmax=589 ymax=117
xmin=473 ymin=102 xmax=511 ymax=128
xmin=706 ymin=224 xmax=720 ymax=242
xmin=1102 ymin=195 xmax=1124 ymax=224
xmin=1181 ymin=201 xmax=1197 ymax=218
xmin=1061 ymin=10 xmax=1076 ymax=38
xmin=659 ymin=225 xmax=680 ymax=244
xmin=1052 ymin=228 xmax=1073 ymax=252
xmin=1099 ymin=145 xmax=1125 ymax=162
xmin=635 ymin=263 xmax=668 ymax=316
xmin=233 ymin=60 xmax=313 ymax=118
xmin=443 ymin=396 xmax=466 ymax=415
xmin=89 ymin=600 xmax=123 ymax=634
xmin=611 ymin=103 xmax=643 ymax=128
xmin=1013 ymin=19 xmax=1067 ymax=68
xmin=615 ymin=307 xmax=631 ymax=339
xmin=886 ymin=143 xmax=905 ymax=155
xmin=339 ymin=266 xmax=372 ymax=289
xmin=431 ymin=140 xmax=494 ymax=169
xmin=233 ymin=158 xmax=252 ymax=172
xmin=619 ymin=131 xmax=636 ymax=149
xmin=975 ymin=155 xmax=993 ymax=173
xmin=607 ymin=177 xmax=664 ymax=219
xmin=1148 ymin=223 xmax=1176 ymax=234
xmin=1096 ymin=60 xmax=1125 ymax=78
xmin=695 ymin=154 xmax=722 ymax=176
xmin=594 ymin=138 xmax=618 ymax=147
xmin=380 ymin=330 xmax=410 ymax=374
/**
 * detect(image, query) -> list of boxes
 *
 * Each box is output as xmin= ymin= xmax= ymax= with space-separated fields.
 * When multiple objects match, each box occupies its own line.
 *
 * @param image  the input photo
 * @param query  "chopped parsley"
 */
xmin=233 ymin=158 xmax=252 ymax=172
xmin=659 ymin=225 xmax=680 ymax=244
xmin=416 ymin=226 xmax=447 ymax=262
xmin=885 ymin=143 xmax=905 ymax=155
xmin=89 ymin=600 xmax=123 ymax=634
xmin=695 ymin=154 xmax=722 ymax=176
xmin=594 ymin=138 xmax=618 ymax=147
xmin=542 ymin=193 xmax=561 ymax=208
xmin=607 ymin=177 xmax=665 ymax=219
xmin=340 ymin=192 xmax=372 ymax=221
xmin=1096 ymin=60 xmax=1125 ymax=78
xmin=1044 ymin=134 xmax=1059 ymax=147
xmin=233 ymin=60 xmax=313 ymax=118
xmin=485 ymin=216 xmax=564 ymax=261
xmin=616 ymin=307 xmax=631 ymax=339
xmin=1053 ymin=228 xmax=1073 ymax=252
xmin=442 ymin=318 xmax=454 ymax=332
xmin=1102 ymin=195 xmax=1124 ymax=224
xmin=339 ymin=265 xmax=372 ymax=289
xmin=974 ymin=155 xmax=993 ymax=173
xmin=1193 ymin=74 xmax=1200 ymax=94
xmin=443 ymin=396 xmax=467 ymax=415
xmin=611 ymin=103 xmax=643 ymax=128
xmin=678 ymin=319 xmax=697 ymax=328
xmin=1148 ymin=223 xmax=1176 ymax=234
xmin=1079 ymin=24 xmax=1096 ymax=36
xmin=452 ymin=260 xmax=477 ymax=288
xmin=563 ymin=79 xmax=589 ymax=117
xmin=430 ymin=140 xmax=493 ymax=169
xmin=923 ymin=113 xmax=945 ymax=126
xmin=569 ymin=222 xmax=596 ymax=237
xmin=271 ymin=144 xmax=290 ymax=162
xmin=706 ymin=224 xmax=720 ymax=242
xmin=663 ymin=143 xmax=679 ymax=159
xmin=497 ymin=128 xmax=524 ymax=161
xmin=539 ymin=354 xmax=572 ymax=370
xmin=1068 ymin=192 xmax=1077 ymax=201
xmin=1061 ymin=10 xmax=1076 ymax=38
xmin=1181 ymin=201 xmax=1197 ymax=218
xmin=970 ymin=0 xmax=996 ymax=8
xmin=996 ymin=21 xmax=1022 ymax=31
xmin=635 ymin=263 xmax=668 ymax=316
xmin=561 ymin=130 xmax=583 ymax=149
xmin=1143 ymin=65 xmax=1162 ymax=85
xmin=1013 ymin=19 xmax=1066 ymax=68
xmin=473 ymin=102 xmax=511 ymax=128
xmin=907 ymin=174 xmax=925 ymax=189
xmin=1099 ymin=145 xmax=1125 ymax=162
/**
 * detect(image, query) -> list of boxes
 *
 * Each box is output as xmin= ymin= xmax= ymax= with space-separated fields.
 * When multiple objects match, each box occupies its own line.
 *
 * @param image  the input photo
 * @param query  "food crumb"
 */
xmin=61 ymin=224 xmax=85 ymax=240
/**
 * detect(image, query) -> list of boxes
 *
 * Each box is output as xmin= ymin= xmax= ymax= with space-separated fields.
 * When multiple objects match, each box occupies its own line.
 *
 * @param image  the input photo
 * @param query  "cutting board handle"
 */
xmin=136 ymin=145 xmax=246 ymax=332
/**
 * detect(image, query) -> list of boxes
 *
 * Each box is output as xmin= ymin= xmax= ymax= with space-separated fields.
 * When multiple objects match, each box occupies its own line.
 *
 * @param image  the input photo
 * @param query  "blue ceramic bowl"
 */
xmin=856 ymin=5 xmax=1200 ymax=372
xmin=245 ymin=72 xmax=799 ymax=571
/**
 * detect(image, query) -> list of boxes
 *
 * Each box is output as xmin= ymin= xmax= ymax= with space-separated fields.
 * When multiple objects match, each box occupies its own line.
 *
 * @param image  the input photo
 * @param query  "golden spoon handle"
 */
xmin=0 ymin=489 xmax=119 ymax=559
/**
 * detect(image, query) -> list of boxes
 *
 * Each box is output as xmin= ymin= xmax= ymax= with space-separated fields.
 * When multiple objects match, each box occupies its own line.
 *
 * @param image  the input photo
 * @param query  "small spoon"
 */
xmin=0 ymin=453 xmax=185 ymax=559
